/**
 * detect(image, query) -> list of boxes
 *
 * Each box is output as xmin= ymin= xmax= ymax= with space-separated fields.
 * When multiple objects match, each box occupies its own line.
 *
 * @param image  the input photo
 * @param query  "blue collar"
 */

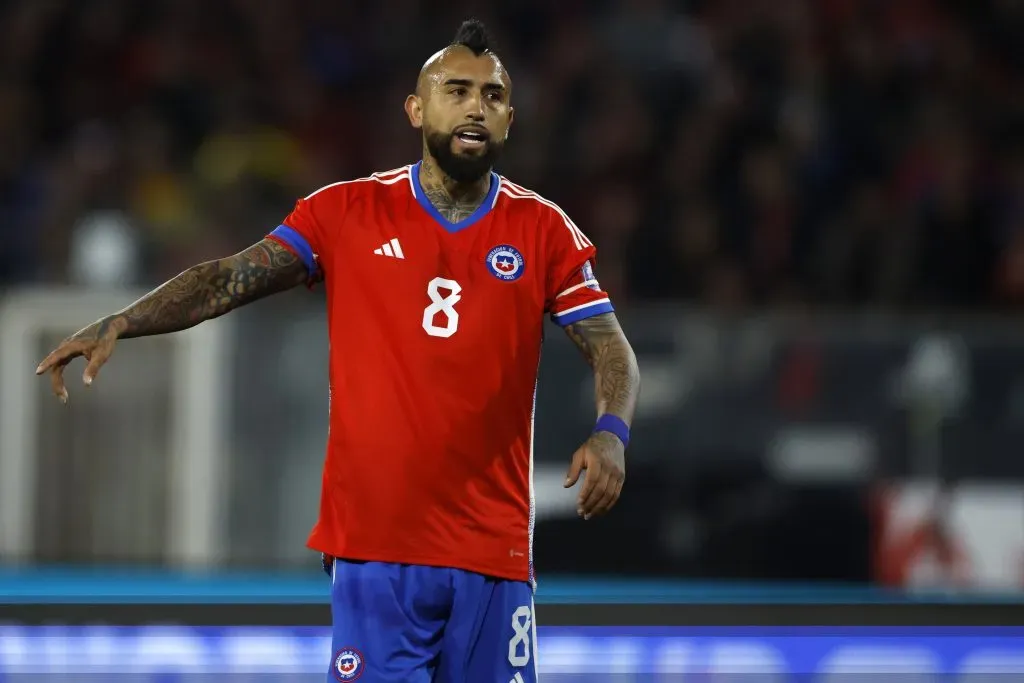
xmin=411 ymin=160 xmax=500 ymax=233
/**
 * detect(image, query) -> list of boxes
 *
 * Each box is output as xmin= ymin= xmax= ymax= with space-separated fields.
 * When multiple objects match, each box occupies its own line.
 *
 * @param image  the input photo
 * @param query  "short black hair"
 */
xmin=452 ymin=19 xmax=494 ymax=56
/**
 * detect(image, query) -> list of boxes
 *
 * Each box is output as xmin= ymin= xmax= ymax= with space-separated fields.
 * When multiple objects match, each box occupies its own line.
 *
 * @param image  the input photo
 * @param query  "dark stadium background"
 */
xmin=1 ymin=0 xmax=1024 ymax=678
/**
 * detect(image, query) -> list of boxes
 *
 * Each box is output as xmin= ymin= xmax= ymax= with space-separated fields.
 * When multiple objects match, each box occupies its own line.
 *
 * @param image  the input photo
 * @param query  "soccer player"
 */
xmin=36 ymin=19 xmax=641 ymax=683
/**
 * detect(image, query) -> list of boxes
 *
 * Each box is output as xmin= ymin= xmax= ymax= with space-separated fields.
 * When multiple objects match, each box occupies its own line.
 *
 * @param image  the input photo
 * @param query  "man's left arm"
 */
xmin=563 ymin=312 xmax=641 ymax=520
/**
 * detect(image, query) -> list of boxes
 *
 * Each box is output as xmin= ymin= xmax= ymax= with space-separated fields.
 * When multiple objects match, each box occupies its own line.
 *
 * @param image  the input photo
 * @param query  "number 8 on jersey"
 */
xmin=423 ymin=277 xmax=463 ymax=338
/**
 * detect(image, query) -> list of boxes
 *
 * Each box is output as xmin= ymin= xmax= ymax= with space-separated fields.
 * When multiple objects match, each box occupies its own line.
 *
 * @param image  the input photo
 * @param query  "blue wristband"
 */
xmin=594 ymin=414 xmax=630 ymax=448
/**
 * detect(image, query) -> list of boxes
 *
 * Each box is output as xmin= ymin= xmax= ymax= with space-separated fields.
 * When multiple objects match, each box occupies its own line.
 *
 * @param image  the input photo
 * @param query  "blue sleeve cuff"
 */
xmin=269 ymin=224 xmax=317 ymax=276
xmin=550 ymin=300 xmax=615 ymax=326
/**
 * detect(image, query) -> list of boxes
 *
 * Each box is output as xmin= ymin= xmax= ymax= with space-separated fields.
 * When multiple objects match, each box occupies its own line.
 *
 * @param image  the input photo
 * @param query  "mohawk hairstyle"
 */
xmin=452 ymin=18 xmax=494 ymax=56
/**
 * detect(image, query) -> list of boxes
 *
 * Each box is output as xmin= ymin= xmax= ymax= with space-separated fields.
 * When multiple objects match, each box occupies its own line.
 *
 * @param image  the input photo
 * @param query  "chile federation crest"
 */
xmin=486 ymin=245 xmax=525 ymax=281
xmin=333 ymin=648 xmax=364 ymax=681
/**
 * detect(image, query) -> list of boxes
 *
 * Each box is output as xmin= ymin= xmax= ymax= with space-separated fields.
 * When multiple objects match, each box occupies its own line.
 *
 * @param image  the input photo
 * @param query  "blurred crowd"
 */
xmin=0 ymin=0 xmax=1022 ymax=310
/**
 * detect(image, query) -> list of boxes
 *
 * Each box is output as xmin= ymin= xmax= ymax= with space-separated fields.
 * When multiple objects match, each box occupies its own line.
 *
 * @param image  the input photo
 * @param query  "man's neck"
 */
xmin=419 ymin=157 xmax=491 ymax=224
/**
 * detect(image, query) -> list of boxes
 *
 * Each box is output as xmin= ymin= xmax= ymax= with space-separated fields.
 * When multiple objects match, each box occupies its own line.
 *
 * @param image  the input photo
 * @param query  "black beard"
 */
xmin=425 ymin=130 xmax=504 ymax=183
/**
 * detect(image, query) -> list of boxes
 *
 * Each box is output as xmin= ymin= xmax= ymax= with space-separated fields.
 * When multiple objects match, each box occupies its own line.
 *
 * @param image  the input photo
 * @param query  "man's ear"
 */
xmin=405 ymin=94 xmax=423 ymax=129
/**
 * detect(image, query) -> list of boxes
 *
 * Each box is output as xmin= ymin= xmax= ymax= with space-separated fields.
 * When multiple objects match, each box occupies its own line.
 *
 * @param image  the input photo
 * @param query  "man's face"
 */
xmin=408 ymin=48 xmax=514 ymax=183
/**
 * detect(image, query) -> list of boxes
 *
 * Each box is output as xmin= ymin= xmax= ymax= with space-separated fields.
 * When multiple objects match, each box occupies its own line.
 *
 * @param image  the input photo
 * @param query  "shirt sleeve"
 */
xmin=544 ymin=208 xmax=615 ymax=326
xmin=265 ymin=190 xmax=334 ymax=279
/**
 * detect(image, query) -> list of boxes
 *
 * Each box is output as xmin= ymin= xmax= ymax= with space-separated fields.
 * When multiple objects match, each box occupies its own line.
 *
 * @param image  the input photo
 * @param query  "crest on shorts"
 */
xmin=486 ymin=245 xmax=525 ymax=281
xmin=333 ymin=647 xmax=365 ymax=681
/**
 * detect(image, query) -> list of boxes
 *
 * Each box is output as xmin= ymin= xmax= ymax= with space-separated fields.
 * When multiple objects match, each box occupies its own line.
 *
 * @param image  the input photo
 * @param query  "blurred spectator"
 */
xmin=0 ymin=0 xmax=1020 ymax=312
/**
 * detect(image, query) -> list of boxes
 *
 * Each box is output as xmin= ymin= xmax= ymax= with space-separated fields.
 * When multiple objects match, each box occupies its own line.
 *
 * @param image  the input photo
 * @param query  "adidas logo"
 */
xmin=509 ymin=673 xmax=525 ymax=683
xmin=373 ymin=238 xmax=405 ymax=259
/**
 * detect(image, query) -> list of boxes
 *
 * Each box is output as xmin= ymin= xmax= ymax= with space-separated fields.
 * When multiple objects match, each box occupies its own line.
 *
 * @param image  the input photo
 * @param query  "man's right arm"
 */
xmin=36 ymin=238 xmax=311 ymax=401
xmin=107 ymin=238 xmax=310 ymax=340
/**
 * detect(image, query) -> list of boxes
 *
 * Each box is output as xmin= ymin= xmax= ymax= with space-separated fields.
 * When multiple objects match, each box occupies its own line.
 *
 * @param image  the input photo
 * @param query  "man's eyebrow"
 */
xmin=443 ymin=78 xmax=506 ymax=91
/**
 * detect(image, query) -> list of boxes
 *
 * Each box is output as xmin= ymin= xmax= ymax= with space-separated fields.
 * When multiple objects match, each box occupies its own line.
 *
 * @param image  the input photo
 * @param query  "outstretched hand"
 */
xmin=564 ymin=431 xmax=625 ymax=520
xmin=35 ymin=319 xmax=120 ymax=403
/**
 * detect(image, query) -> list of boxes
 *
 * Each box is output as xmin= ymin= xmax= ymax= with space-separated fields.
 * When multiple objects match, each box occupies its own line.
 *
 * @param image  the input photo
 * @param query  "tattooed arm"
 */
xmin=562 ymin=312 xmax=641 ymax=519
xmin=563 ymin=312 xmax=641 ymax=426
xmin=109 ymin=238 xmax=308 ymax=338
xmin=36 ymin=238 xmax=310 ymax=402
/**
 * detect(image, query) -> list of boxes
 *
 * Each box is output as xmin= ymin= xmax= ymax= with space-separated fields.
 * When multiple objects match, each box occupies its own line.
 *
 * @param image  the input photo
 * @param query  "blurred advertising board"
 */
xmin=1 ymin=625 xmax=1024 ymax=680
xmin=873 ymin=481 xmax=1024 ymax=591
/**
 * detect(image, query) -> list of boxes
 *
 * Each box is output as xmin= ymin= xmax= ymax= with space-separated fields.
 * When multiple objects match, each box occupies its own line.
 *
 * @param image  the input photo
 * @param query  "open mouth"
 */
xmin=454 ymin=128 xmax=490 ymax=146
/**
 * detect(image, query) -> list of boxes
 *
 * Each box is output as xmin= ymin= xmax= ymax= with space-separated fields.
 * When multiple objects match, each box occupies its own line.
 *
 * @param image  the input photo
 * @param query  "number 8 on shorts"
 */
xmin=507 ymin=605 xmax=532 ymax=668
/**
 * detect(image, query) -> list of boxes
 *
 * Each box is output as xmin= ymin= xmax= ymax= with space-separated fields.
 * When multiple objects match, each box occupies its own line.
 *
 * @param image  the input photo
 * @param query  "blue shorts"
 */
xmin=327 ymin=558 xmax=538 ymax=683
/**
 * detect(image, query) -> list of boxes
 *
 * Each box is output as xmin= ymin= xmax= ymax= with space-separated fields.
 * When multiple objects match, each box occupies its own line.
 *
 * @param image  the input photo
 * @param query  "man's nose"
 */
xmin=466 ymin=98 xmax=485 ymax=120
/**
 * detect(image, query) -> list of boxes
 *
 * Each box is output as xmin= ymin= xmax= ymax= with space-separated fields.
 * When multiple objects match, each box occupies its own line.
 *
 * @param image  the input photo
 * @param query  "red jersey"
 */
xmin=266 ymin=163 xmax=614 ymax=583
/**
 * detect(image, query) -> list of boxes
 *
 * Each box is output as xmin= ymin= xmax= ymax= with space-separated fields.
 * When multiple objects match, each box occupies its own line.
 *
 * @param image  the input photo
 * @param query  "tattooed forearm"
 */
xmin=564 ymin=312 xmax=641 ymax=425
xmin=74 ymin=239 xmax=308 ymax=343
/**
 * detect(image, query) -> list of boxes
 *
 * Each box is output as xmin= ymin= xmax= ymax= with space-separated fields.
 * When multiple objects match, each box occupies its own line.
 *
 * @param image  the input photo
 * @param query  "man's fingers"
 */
xmin=564 ymin=447 xmax=586 ymax=488
xmin=581 ymin=471 xmax=615 ymax=519
xmin=581 ymin=467 xmax=625 ymax=519
xmin=36 ymin=340 xmax=102 ymax=402
xmin=590 ymin=476 xmax=623 ymax=519
xmin=36 ymin=343 xmax=80 ymax=375
xmin=36 ymin=353 xmax=55 ymax=375
xmin=587 ymin=479 xmax=616 ymax=519
xmin=82 ymin=347 xmax=111 ymax=386
xmin=576 ymin=459 xmax=604 ymax=516
xmin=49 ymin=363 xmax=69 ymax=404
